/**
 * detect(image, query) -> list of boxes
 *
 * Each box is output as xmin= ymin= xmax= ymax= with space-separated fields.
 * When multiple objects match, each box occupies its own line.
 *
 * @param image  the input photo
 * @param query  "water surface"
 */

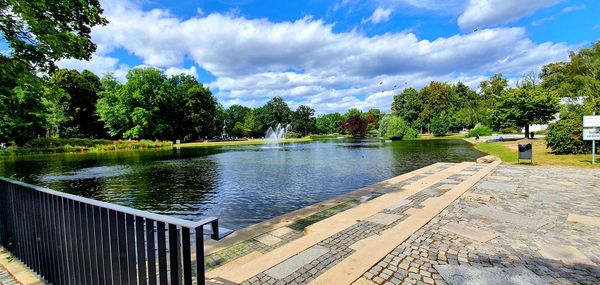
xmin=0 ymin=139 xmax=484 ymax=229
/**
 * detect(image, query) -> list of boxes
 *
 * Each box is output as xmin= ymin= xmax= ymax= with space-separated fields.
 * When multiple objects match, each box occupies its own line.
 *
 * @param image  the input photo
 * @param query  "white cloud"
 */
xmin=362 ymin=7 xmax=393 ymax=24
xmin=165 ymin=66 xmax=198 ymax=78
xmin=561 ymin=5 xmax=586 ymax=13
xmin=458 ymin=0 xmax=563 ymax=30
xmin=58 ymin=0 xmax=575 ymax=113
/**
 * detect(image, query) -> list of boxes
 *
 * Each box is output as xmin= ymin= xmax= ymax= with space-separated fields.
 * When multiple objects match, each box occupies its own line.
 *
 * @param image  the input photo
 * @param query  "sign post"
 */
xmin=584 ymin=114 xmax=600 ymax=165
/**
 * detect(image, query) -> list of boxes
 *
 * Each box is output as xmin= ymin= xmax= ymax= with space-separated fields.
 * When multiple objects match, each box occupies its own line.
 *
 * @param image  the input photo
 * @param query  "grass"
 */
xmin=473 ymin=139 xmax=600 ymax=168
xmin=408 ymin=134 xmax=467 ymax=140
xmin=177 ymin=137 xmax=312 ymax=148
xmin=1 ymin=139 xmax=172 ymax=156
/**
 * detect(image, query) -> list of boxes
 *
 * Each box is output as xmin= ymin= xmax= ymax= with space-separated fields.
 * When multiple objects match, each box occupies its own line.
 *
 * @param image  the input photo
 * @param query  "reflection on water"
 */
xmin=0 ymin=139 xmax=484 ymax=229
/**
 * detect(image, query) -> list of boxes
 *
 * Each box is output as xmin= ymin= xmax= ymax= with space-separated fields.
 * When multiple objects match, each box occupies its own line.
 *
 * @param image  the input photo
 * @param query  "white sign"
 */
xmin=583 ymin=128 xmax=600 ymax=141
xmin=583 ymin=115 xmax=600 ymax=128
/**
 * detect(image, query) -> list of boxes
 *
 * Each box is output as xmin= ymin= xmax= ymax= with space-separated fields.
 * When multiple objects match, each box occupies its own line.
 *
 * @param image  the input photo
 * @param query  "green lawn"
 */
xmin=473 ymin=139 xmax=600 ymax=168
xmin=408 ymin=134 xmax=467 ymax=140
xmin=177 ymin=137 xmax=312 ymax=148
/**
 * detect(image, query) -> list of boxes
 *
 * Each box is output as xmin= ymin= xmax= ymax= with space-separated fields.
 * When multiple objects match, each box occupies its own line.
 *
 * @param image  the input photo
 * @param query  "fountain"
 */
xmin=265 ymin=123 xmax=292 ymax=148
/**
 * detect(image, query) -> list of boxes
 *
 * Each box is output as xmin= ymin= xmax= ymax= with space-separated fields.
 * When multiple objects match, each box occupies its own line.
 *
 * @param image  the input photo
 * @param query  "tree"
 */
xmin=341 ymin=115 xmax=368 ymax=137
xmin=315 ymin=113 xmax=343 ymax=134
xmin=96 ymin=68 xmax=218 ymax=141
xmin=490 ymin=85 xmax=560 ymax=138
xmin=430 ymin=112 xmax=452 ymax=136
xmin=0 ymin=58 xmax=47 ymax=145
xmin=254 ymin=97 xmax=292 ymax=135
xmin=292 ymin=105 xmax=316 ymax=136
xmin=0 ymin=0 xmax=108 ymax=71
xmin=41 ymin=84 xmax=71 ymax=137
xmin=225 ymin=105 xmax=252 ymax=137
xmin=50 ymin=68 xmax=105 ymax=137
xmin=378 ymin=115 xmax=417 ymax=140
xmin=365 ymin=109 xmax=382 ymax=131
xmin=392 ymin=88 xmax=423 ymax=126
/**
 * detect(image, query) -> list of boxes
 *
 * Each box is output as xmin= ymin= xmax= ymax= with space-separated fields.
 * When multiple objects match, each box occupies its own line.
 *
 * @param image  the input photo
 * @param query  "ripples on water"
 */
xmin=0 ymin=139 xmax=484 ymax=229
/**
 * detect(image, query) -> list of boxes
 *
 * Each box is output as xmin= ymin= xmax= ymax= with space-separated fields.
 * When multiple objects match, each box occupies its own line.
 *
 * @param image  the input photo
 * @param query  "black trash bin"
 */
xmin=518 ymin=143 xmax=532 ymax=163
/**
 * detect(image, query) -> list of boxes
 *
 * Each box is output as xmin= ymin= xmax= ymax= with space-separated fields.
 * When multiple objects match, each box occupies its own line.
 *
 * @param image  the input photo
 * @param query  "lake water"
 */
xmin=0 ymin=139 xmax=484 ymax=230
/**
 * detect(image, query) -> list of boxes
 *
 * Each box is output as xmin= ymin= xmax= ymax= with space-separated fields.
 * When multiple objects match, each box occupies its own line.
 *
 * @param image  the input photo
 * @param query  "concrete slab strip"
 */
xmin=441 ymin=222 xmax=498 ymax=243
xmin=255 ymin=234 xmax=283 ymax=246
xmin=308 ymin=161 xmax=501 ymax=285
xmin=264 ymin=246 xmax=329 ymax=279
xmin=269 ymin=226 xmax=294 ymax=237
xmin=469 ymin=206 xmax=548 ymax=229
xmin=363 ymin=213 xmax=402 ymax=225
xmin=537 ymin=243 xmax=596 ymax=266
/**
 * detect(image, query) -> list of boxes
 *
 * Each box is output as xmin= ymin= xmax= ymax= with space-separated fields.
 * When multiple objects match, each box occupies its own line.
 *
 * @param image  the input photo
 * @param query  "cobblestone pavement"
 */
xmin=363 ymin=165 xmax=600 ymax=285
xmin=241 ymin=164 xmax=487 ymax=285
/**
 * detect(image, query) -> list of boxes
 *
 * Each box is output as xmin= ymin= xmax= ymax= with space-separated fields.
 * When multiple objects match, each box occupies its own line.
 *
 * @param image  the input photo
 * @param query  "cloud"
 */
xmin=165 ymin=66 xmax=198 ymax=78
xmin=362 ymin=7 xmax=393 ymax=24
xmin=561 ymin=5 xmax=586 ymax=13
xmin=458 ymin=0 xmax=563 ymax=30
xmin=57 ymin=0 xmax=575 ymax=113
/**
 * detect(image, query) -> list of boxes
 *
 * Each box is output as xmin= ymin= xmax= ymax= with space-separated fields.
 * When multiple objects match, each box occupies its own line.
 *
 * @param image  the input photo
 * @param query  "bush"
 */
xmin=467 ymin=125 xmax=494 ymax=137
xmin=546 ymin=117 xmax=591 ymax=154
xmin=379 ymin=116 xmax=418 ymax=140
xmin=285 ymin=131 xmax=302 ymax=138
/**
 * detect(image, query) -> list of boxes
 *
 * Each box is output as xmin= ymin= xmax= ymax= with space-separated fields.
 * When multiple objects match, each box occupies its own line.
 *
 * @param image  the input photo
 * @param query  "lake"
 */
xmin=0 ymin=139 xmax=484 ymax=230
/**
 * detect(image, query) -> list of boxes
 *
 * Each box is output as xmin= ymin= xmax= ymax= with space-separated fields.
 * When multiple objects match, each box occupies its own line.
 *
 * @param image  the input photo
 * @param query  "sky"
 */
xmin=55 ymin=0 xmax=600 ymax=114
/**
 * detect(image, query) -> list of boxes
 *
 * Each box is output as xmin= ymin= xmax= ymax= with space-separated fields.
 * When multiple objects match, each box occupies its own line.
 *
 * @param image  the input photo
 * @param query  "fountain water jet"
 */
xmin=265 ymin=124 xmax=292 ymax=148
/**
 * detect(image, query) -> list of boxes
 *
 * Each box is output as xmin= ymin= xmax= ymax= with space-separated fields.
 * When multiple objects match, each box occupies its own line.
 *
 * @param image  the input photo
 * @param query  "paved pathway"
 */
xmin=207 ymin=163 xmax=600 ymax=285
xmin=0 ymin=266 xmax=19 ymax=285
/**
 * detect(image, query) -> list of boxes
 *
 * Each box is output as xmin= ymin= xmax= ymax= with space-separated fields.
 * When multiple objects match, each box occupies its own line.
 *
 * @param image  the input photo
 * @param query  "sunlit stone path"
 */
xmin=206 ymin=162 xmax=600 ymax=285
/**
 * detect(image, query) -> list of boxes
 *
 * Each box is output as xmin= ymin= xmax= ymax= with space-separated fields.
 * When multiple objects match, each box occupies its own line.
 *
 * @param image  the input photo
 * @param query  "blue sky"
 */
xmin=54 ymin=0 xmax=600 ymax=113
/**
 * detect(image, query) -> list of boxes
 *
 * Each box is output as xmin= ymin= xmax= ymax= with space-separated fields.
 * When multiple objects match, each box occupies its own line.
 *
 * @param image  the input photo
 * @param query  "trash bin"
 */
xmin=518 ymin=143 xmax=532 ymax=163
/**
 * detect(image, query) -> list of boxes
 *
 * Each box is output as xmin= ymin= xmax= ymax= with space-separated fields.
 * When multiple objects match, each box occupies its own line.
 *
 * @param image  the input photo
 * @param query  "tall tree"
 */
xmin=315 ymin=113 xmax=343 ymax=134
xmin=50 ymin=68 xmax=105 ymax=137
xmin=254 ymin=97 xmax=292 ymax=135
xmin=0 ymin=0 xmax=107 ymax=71
xmin=342 ymin=115 xmax=368 ymax=137
xmin=292 ymin=105 xmax=316 ymax=136
xmin=490 ymin=85 xmax=560 ymax=138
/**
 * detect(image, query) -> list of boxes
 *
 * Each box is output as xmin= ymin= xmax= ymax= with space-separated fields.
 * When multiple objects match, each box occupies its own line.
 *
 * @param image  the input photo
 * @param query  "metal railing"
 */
xmin=0 ymin=177 xmax=232 ymax=285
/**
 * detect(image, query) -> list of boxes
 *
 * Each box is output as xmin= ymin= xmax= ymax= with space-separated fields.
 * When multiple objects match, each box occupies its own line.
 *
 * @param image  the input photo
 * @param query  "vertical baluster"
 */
xmin=93 ymin=205 xmax=106 ymax=285
xmin=146 ymin=219 xmax=157 ymax=285
xmin=109 ymin=209 xmax=121 ymax=284
xmin=126 ymin=214 xmax=138 ymax=285
xmin=195 ymin=226 xmax=205 ymax=285
xmin=181 ymin=228 xmax=192 ymax=285
xmin=157 ymin=222 xmax=167 ymax=285
xmin=117 ymin=212 xmax=129 ymax=285
xmin=101 ymin=207 xmax=112 ymax=285
xmin=169 ymin=224 xmax=180 ymax=285
xmin=136 ymin=217 xmax=148 ymax=285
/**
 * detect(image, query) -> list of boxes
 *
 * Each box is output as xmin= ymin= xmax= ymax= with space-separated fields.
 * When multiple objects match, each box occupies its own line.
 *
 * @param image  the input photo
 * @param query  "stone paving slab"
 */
xmin=477 ymin=181 xmax=516 ymax=192
xmin=385 ymin=199 xmax=412 ymax=211
xmin=567 ymin=213 xmax=600 ymax=227
xmin=270 ymin=227 xmax=295 ymax=238
xmin=441 ymin=222 xmax=497 ymax=243
xmin=469 ymin=206 xmax=548 ymax=229
xmin=255 ymin=234 xmax=283 ymax=246
xmin=434 ymin=265 xmax=548 ymax=285
xmin=364 ymin=213 xmax=403 ymax=225
xmin=264 ymin=246 xmax=330 ymax=279
xmin=537 ymin=243 xmax=596 ymax=266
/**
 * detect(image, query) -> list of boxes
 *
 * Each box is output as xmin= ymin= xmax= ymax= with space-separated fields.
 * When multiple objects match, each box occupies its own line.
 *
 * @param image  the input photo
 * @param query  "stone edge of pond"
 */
xmin=202 ymin=162 xmax=455 ymax=272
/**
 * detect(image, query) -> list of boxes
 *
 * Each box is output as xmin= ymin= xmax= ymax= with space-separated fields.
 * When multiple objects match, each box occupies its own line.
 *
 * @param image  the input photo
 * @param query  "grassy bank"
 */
xmin=408 ymin=134 xmax=466 ymax=140
xmin=473 ymin=139 xmax=599 ymax=168
xmin=1 ymin=138 xmax=173 ymax=156
xmin=178 ymin=137 xmax=312 ymax=148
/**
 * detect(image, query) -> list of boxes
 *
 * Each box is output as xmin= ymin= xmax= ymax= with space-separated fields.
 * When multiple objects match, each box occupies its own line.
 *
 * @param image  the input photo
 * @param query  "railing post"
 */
xmin=195 ymin=225 xmax=206 ymax=285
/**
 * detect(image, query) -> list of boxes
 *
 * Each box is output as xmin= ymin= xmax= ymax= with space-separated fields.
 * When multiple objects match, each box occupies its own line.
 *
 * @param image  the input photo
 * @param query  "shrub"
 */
xmin=546 ymin=117 xmax=591 ymax=154
xmin=467 ymin=125 xmax=494 ymax=137
xmin=285 ymin=131 xmax=302 ymax=138
xmin=379 ymin=116 xmax=418 ymax=140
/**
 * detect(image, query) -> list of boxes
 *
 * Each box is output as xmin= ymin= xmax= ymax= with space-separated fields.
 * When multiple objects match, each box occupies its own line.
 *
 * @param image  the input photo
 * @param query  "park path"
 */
xmin=207 ymin=162 xmax=600 ymax=285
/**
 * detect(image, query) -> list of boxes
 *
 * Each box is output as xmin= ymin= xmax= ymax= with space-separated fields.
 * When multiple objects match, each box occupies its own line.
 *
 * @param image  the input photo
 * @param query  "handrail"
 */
xmin=0 ymin=176 xmax=234 ymax=285
xmin=0 ymin=177 xmax=216 ymax=229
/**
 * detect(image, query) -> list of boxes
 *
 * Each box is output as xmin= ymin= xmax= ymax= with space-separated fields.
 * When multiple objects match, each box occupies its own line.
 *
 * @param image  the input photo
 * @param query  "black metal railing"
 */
xmin=0 ymin=177 xmax=232 ymax=285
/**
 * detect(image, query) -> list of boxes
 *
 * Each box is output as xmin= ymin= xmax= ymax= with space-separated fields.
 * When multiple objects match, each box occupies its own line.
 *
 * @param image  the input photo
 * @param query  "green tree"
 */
xmin=225 ymin=105 xmax=252 ymax=137
xmin=391 ymin=88 xmax=423 ymax=127
xmin=254 ymin=97 xmax=292 ymax=135
xmin=292 ymin=105 xmax=316 ymax=136
xmin=430 ymin=112 xmax=452 ymax=136
xmin=0 ymin=0 xmax=107 ymax=71
xmin=50 ymin=68 xmax=105 ymax=137
xmin=96 ymin=68 xmax=217 ymax=141
xmin=41 ymin=84 xmax=71 ymax=137
xmin=378 ymin=115 xmax=417 ymax=140
xmin=0 ymin=59 xmax=46 ymax=145
xmin=315 ymin=113 xmax=343 ymax=134
xmin=365 ymin=108 xmax=382 ymax=131
xmin=490 ymin=84 xmax=560 ymax=138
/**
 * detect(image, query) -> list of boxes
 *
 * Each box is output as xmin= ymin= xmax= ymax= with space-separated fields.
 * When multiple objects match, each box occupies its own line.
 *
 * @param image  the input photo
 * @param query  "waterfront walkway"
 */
xmin=207 ymin=162 xmax=600 ymax=285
